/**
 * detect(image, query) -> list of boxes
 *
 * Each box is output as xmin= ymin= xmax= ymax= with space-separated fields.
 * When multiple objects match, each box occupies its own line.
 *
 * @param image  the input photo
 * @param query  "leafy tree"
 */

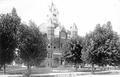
xmin=18 ymin=22 xmax=47 ymax=76
xmin=63 ymin=37 xmax=83 ymax=69
xmin=81 ymin=21 xmax=120 ymax=72
xmin=0 ymin=8 xmax=21 ymax=74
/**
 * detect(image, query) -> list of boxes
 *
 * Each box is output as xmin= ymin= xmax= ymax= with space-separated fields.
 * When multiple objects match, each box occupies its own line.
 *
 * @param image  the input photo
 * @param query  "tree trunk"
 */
xmin=91 ymin=64 xmax=95 ymax=74
xmin=26 ymin=62 xmax=31 ymax=77
xmin=0 ymin=65 xmax=2 ymax=71
xmin=3 ymin=64 xmax=6 ymax=74
xmin=75 ymin=65 xmax=77 ymax=71
xmin=103 ymin=65 xmax=106 ymax=71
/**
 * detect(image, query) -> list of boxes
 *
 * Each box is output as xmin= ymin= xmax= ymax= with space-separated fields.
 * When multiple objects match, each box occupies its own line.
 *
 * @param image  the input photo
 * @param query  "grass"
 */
xmin=0 ymin=65 xmax=52 ymax=75
xmin=6 ymin=66 xmax=52 ymax=74
xmin=0 ymin=65 xmax=120 ymax=76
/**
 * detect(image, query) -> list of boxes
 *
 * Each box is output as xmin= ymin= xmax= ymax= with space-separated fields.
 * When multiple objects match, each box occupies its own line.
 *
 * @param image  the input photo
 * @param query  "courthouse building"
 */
xmin=40 ymin=2 xmax=78 ymax=67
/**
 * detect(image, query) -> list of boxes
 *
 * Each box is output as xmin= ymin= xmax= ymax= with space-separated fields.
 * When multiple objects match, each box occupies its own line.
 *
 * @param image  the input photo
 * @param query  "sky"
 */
xmin=0 ymin=0 xmax=120 ymax=36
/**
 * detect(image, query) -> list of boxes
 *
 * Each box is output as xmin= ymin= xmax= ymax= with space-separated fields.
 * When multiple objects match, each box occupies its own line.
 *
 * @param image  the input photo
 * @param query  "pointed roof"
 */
xmin=60 ymin=26 xmax=66 ymax=32
xmin=11 ymin=7 xmax=18 ymax=16
xmin=70 ymin=23 xmax=78 ymax=31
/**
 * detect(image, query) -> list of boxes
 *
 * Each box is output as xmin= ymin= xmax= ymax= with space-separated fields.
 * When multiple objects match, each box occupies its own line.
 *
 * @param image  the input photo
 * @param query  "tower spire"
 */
xmin=47 ymin=1 xmax=59 ymax=29
xmin=70 ymin=23 xmax=78 ymax=38
xmin=11 ymin=7 xmax=18 ymax=17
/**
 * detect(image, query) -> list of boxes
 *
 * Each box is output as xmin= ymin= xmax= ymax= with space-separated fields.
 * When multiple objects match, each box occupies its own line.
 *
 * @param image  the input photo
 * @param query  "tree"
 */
xmin=81 ymin=21 xmax=120 ymax=72
xmin=63 ymin=37 xmax=83 ymax=70
xmin=18 ymin=22 xmax=47 ymax=77
xmin=0 ymin=8 xmax=21 ymax=74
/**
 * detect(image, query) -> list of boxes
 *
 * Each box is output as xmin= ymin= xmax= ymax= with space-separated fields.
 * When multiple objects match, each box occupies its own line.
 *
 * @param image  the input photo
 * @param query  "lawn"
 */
xmin=0 ymin=65 xmax=120 ymax=77
xmin=5 ymin=66 xmax=52 ymax=74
